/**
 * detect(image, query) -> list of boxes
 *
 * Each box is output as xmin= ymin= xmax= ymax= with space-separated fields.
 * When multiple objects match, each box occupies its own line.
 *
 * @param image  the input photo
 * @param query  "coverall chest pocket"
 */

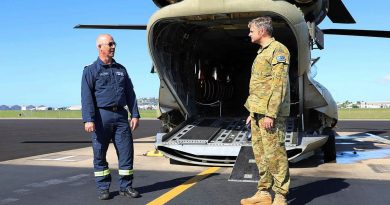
xmin=115 ymin=71 xmax=126 ymax=86
xmin=97 ymin=71 xmax=111 ymax=86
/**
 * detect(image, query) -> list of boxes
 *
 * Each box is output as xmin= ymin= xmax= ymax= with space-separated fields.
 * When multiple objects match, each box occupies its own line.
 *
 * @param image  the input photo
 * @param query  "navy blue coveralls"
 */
xmin=81 ymin=58 xmax=140 ymax=191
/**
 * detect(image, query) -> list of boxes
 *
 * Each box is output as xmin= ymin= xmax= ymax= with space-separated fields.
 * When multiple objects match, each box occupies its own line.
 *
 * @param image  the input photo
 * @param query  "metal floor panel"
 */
xmin=179 ymin=126 xmax=221 ymax=140
xmin=167 ymin=118 xmax=250 ymax=144
xmin=177 ymin=118 xmax=221 ymax=143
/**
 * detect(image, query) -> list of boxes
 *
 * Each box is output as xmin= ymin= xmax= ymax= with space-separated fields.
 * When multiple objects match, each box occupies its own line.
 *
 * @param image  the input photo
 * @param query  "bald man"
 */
xmin=81 ymin=34 xmax=140 ymax=200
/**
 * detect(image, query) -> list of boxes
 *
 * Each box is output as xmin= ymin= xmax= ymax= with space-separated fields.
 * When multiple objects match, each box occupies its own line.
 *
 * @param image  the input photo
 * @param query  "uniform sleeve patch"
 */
xmin=276 ymin=56 xmax=286 ymax=62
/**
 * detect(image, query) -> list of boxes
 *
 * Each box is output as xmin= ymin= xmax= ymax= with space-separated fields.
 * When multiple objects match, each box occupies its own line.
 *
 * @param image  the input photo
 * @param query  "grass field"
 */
xmin=0 ymin=109 xmax=389 ymax=119
xmin=338 ymin=108 xmax=390 ymax=119
xmin=0 ymin=109 xmax=158 ymax=119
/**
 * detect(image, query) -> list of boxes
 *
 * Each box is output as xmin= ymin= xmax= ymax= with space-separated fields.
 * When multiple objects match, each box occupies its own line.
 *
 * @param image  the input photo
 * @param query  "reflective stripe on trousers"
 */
xmin=94 ymin=169 xmax=111 ymax=177
xmin=119 ymin=169 xmax=134 ymax=176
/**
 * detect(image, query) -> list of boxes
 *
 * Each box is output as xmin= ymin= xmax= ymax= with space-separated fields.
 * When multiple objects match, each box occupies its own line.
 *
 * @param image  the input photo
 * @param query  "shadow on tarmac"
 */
xmin=22 ymin=141 xmax=92 ymax=143
xmin=0 ymin=164 xmax=220 ymax=205
xmin=288 ymin=178 xmax=349 ymax=205
xmin=21 ymin=140 xmax=154 ymax=144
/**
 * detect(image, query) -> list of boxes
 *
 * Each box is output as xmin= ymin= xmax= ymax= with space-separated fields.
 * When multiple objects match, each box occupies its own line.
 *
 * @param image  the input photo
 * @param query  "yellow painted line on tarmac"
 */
xmin=147 ymin=167 xmax=220 ymax=205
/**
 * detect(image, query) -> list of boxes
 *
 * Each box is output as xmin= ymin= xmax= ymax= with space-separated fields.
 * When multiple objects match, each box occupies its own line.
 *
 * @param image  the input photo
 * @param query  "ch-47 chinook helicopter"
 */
xmin=75 ymin=0 xmax=390 ymax=166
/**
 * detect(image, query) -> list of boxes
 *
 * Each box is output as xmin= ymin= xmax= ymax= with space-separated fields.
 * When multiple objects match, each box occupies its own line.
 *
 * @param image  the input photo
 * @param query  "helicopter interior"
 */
xmin=151 ymin=14 xmax=300 ymax=120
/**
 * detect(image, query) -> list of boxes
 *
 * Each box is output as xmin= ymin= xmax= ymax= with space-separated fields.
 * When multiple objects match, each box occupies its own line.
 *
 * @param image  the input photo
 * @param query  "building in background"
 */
xmin=36 ymin=105 xmax=53 ymax=110
xmin=359 ymin=101 xmax=390 ymax=108
xmin=21 ymin=105 xmax=36 ymax=110
xmin=67 ymin=105 xmax=82 ymax=110
xmin=137 ymin=97 xmax=158 ymax=110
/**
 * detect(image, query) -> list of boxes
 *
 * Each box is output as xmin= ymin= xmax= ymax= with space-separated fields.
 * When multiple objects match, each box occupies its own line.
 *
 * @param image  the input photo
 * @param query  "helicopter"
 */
xmin=75 ymin=0 xmax=390 ymax=166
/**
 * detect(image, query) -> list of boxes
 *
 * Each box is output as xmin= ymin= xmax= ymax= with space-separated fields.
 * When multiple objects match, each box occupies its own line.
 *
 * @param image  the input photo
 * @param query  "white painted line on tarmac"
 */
xmin=66 ymin=174 xmax=90 ymax=181
xmin=34 ymin=155 xmax=76 ymax=161
xmin=33 ymin=159 xmax=78 ymax=162
xmin=0 ymin=198 xmax=19 ymax=205
xmin=32 ymin=155 xmax=91 ymax=162
xmin=13 ymin=189 xmax=30 ymax=194
xmin=26 ymin=179 xmax=66 ymax=188
xmin=24 ymin=174 xmax=90 ymax=188
xmin=3 ymin=174 xmax=91 ymax=203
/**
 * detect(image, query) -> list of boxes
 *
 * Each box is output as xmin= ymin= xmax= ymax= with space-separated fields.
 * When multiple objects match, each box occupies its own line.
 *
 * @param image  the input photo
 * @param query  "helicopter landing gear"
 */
xmin=321 ymin=127 xmax=336 ymax=163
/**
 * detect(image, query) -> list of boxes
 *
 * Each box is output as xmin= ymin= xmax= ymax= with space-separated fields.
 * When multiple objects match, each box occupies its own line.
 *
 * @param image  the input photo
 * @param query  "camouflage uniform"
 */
xmin=244 ymin=38 xmax=290 ymax=195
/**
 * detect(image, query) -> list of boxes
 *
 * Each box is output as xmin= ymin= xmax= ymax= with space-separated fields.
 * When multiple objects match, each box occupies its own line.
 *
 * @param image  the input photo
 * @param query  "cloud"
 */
xmin=382 ymin=75 xmax=390 ymax=83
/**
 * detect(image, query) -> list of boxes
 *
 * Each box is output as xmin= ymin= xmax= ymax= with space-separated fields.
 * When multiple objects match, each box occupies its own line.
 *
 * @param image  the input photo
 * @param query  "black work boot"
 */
xmin=119 ymin=187 xmax=141 ymax=198
xmin=98 ymin=189 xmax=110 ymax=200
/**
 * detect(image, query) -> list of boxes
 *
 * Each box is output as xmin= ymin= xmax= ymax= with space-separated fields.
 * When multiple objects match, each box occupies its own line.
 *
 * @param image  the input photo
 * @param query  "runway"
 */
xmin=1 ymin=119 xmax=389 ymax=162
xmin=335 ymin=120 xmax=390 ymax=138
xmin=0 ymin=119 xmax=390 ymax=205
xmin=0 ymin=119 xmax=160 ymax=161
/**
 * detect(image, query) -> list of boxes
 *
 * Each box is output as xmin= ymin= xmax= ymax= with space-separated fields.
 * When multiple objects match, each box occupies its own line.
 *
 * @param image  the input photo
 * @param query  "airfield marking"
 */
xmin=0 ymin=198 xmax=19 ymax=205
xmin=34 ymin=155 xmax=77 ymax=162
xmin=32 ymin=154 xmax=91 ymax=162
xmin=24 ymin=174 xmax=90 ymax=188
xmin=0 ymin=198 xmax=19 ymax=204
xmin=146 ymin=167 xmax=220 ymax=205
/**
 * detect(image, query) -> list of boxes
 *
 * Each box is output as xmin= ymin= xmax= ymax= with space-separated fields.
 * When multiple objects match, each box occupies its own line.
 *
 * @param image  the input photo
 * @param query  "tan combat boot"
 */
xmin=240 ymin=191 xmax=272 ymax=205
xmin=272 ymin=193 xmax=287 ymax=205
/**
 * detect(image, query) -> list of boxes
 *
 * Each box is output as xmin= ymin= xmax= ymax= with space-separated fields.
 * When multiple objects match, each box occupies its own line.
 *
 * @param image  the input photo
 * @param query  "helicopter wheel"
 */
xmin=321 ymin=127 xmax=336 ymax=163
xmin=160 ymin=124 xmax=170 ymax=133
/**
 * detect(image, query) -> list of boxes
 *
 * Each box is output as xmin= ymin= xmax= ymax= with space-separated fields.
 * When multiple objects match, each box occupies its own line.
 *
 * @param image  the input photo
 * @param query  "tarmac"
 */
xmin=1 ymin=131 xmax=390 ymax=205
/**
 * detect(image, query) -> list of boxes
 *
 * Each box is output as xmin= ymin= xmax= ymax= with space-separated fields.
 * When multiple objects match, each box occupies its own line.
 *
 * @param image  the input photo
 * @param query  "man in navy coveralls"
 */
xmin=81 ymin=34 xmax=141 ymax=200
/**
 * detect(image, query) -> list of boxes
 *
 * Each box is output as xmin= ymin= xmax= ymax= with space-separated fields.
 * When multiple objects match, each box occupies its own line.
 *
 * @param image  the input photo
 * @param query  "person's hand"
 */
xmin=262 ymin=116 xmax=274 ymax=130
xmin=246 ymin=115 xmax=251 ymax=125
xmin=129 ymin=118 xmax=139 ymax=131
xmin=84 ymin=122 xmax=95 ymax=132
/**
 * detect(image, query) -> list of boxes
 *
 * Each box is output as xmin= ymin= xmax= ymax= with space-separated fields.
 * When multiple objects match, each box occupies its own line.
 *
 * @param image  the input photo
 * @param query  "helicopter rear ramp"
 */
xmin=156 ymin=117 xmax=329 ymax=166
xmin=156 ymin=118 xmax=251 ymax=166
xmin=229 ymin=134 xmax=328 ymax=182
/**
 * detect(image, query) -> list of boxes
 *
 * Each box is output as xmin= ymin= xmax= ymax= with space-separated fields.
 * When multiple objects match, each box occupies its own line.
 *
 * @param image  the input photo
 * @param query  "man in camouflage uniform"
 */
xmin=241 ymin=16 xmax=290 ymax=205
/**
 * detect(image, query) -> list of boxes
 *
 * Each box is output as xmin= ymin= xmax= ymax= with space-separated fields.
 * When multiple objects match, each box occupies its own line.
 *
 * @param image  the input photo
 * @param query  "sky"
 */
xmin=0 ymin=0 xmax=389 ymax=107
